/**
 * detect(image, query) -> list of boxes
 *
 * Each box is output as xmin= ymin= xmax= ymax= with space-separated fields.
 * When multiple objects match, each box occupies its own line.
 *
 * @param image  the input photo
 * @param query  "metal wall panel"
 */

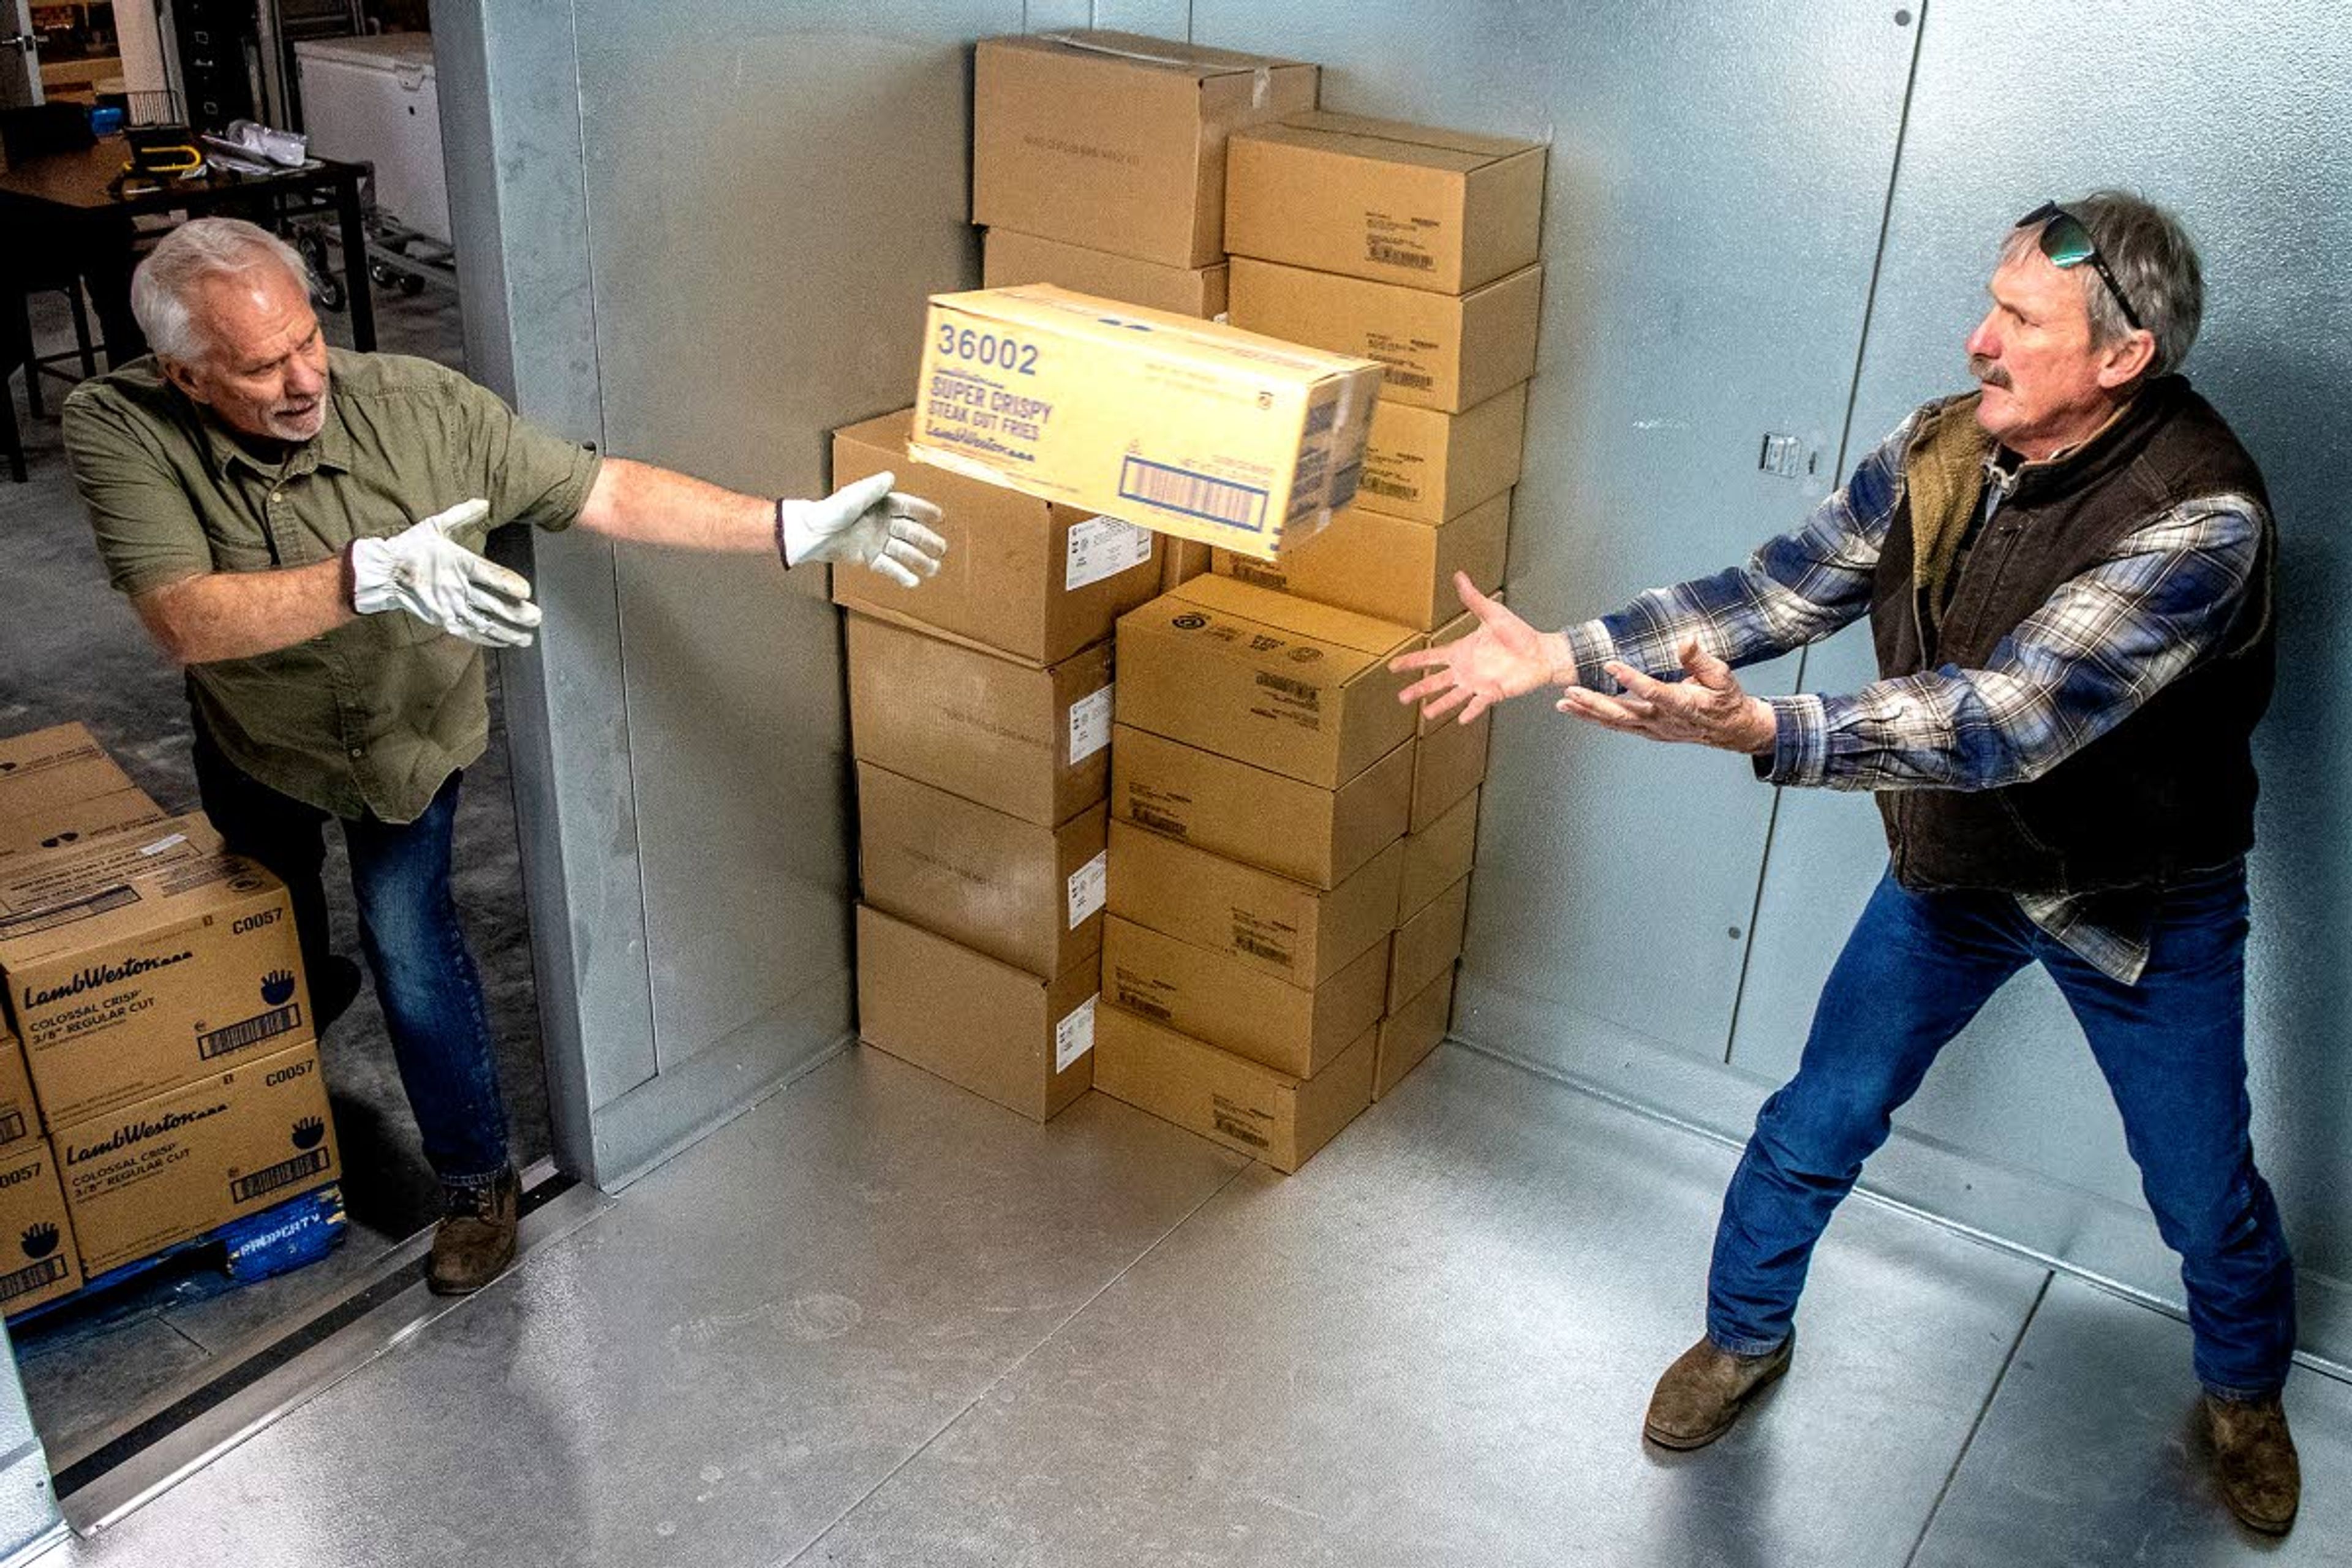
xmin=1732 ymin=0 xmax=2352 ymax=1334
xmin=1188 ymin=2 xmax=1918 ymax=1070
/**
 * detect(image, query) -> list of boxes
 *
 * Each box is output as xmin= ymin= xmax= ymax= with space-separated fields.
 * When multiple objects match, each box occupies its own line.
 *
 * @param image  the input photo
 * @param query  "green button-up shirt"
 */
xmin=61 ymin=349 xmax=601 ymax=823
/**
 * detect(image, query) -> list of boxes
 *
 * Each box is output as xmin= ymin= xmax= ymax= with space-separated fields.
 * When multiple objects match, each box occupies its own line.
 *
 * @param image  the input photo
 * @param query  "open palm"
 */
xmin=1390 ymin=572 xmax=1564 ymax=725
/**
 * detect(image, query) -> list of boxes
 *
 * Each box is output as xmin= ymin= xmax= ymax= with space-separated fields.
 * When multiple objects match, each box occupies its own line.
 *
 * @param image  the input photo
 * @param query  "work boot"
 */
xmin=2204 ymin=1392 xmax=2299 ymax=1536
xmin=1643 ymin=1332 xmax=1794 ymax=1450
xmin=428 ymin=1166 xmax=518 ymax=1295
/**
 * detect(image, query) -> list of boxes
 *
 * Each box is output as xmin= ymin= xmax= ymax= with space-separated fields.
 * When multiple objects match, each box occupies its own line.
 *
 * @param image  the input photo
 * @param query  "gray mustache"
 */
xmin=1969 ymin=354 xmax=2013 ymax=390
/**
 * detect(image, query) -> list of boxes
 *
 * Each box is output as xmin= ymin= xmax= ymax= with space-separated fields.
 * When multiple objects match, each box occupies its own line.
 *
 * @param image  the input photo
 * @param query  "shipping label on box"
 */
xmin=1400 ymin=786 xmax=1480 ymax=925
xmin=1215 ymin=489 xmax=1510 ymax=633
xmin=0 ymin=1138 xmax=80 ymax=1316
xmin=1107 ymin=819 xmax=1400 ymax=989
xmin=847 ymin=616 xmax=1112 ymax=828
xmin=1354 ymin=385 xmax=1528 ymax=525
xmin=1389 ymin=873 xmax=1471 ymax=1010
xmin=985 ymin=228 xmax=1230 ymax=321
xmin=1225 ymin=112 xmax=1547 ymax=294
xmin=0 ymin=816 xmax=310 ymax=1127
xmin=1112 ymin=723 xmax=1411 ymax=889
xmin=1375 ymin=968 xmax=1455 ymax=1102
xmin=1103 ymin=914 xmax=1386 ymax=1079
xmin=856 ymin=761 xmax=1107 ymax=981
xmin=1115 ymin=575 xmax=1421 ymax=789
xmin=55 ymin=1039 xmax=338 ymax=1278
xmin=1229 ymin=257 xmax=1542 ymax=415
xmin=832 ymin=409 xmax=1161 ymax=668
xmin=911 ymin=285 xmax=1384 ymax=562
xmin=855 ymin=905 xmax=1097 ymax=1123
xmin=1093 ymin=1003 xmax=1375 ymax=1174
xmin=973 ymin=32 xmax=1317 ymax=267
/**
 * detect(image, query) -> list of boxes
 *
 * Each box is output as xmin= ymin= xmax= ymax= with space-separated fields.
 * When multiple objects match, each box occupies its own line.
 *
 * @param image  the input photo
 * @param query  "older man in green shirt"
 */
xmin=62 ymin=217 xmax=946 ymax=1294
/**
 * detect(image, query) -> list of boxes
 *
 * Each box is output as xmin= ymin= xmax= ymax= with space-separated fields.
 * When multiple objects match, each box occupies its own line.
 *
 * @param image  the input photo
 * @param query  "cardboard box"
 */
xmin=985 ymin=229 xmax=1229 ymax=320
xmin=1413 ymin=710 xmax=1493 ymax=834
xmin=1227 ymin=256 xmax=1542 ymax=415
xmin=1374 ymin=968 xmax=1453 ymax=1102
xmin=832 ymin=409 xmax=1163 ymax=668
xmin=0 ymin=1023 xmax=37 ymax=1150
xmin=1400 ymin=786 xmax=1479 ymax=925
xmin=54 ymin=1039 xmax=339 ymax=1278
xmin=1160 ymin=540 xmax=1213 ymax=593
xmin=1213 ymin=489 xmax=1510 ymax=633
xmin=1114 ymin=576 xmax=1420 ymax=789
xmin=1390 ymin=873 xmax=1470 ymax=1009
xmin=1094 ymin=1003 xmax=1374 ymax=1173
xmin=911 ymin=285 xmax=1384 ymax=561
xmin=1107 ymin=820 xmax=1400 ymax=989
xmin=1112 ymin=724 xmax=1411 ymax=889
xmin=1355 ymin=383 xmax=1528 ymax=525
xmin=0 ymin=723 xmax=162 ymax=857
xmin=1225 ymin=111 xmax=1547 ymax=294
xmin=1102 ymin=914 xmax=1386 ymax=1079
xmin=0 ymin=818 xmax=311 ymax=1128
xmin=846 ymin=615 xmax=1113 ymax=828
xmin=856 ymin=761 xmax=1107 ymax=981
xmin=973 ymin=32 xmax=1317 ymax=268
xmin=854 ymin=905 xmax=1096 ymax=1123
xmin=1 ymin=786 xmax=170 ymax=860
xmin=0 ymin=1138 xmax=81 ymax=1316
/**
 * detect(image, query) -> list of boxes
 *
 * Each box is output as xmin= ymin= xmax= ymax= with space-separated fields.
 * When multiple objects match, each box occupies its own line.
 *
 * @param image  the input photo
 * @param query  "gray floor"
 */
xmin=32 ymin=1044 xmax=2352 ymax=1567
xmin=0 ymin=266 xmax=551 ymax=1451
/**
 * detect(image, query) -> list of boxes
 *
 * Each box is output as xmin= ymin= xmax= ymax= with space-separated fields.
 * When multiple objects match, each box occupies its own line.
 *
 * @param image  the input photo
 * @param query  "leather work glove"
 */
xmin=347 ymin=498 xmax=544 ymax=648
xmin=776 ymin=472 xmax=948 ymax=588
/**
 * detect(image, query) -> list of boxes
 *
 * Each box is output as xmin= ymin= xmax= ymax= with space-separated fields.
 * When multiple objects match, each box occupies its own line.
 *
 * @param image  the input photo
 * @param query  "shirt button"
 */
xmin=347 ymin=745 xmax=364 ymax=758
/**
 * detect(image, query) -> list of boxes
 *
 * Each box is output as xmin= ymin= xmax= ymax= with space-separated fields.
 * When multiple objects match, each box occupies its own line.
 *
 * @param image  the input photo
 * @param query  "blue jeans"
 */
xmin=1708 ymin=865 xmax=2295 ymax=1399
xmin=194 ymin=733 xmax=512 ymax=1189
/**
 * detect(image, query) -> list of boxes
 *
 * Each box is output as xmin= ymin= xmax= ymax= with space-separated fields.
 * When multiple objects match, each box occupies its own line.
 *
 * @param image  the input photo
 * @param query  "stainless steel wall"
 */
xmin=1192 ymin=0 xmax=2352 ymax=1366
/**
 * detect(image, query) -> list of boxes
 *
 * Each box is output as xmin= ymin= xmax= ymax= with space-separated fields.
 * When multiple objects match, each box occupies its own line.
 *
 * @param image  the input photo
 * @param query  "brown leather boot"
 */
xmin=1643 ymin=1332 xmax=1794 ymax=1450
xmin=428 ymin=1167 xmax=518 ymax=1295
xmin=2205 ymin=1392 xmax=2299 ymax=1536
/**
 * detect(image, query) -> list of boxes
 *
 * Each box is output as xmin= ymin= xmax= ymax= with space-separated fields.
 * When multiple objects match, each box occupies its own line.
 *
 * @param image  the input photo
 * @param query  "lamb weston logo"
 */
xmin=23 ymin=948 xmax=195 ymax=1011
xmin=66 ymin=1099 xmax=232 ymax=1166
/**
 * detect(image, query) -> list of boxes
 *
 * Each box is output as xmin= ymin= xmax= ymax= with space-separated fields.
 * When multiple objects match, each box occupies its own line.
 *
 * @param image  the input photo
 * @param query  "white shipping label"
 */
xmin=1054 ymin=995 xmax=1099 ymax=1072
xmin=1065 ymin=516 xmax=1156 ymax=590
xmin=1066 ymin=851 xmax=1109 ymax=929
xmin=1069 ymin=685 xmax=1114 ymax=764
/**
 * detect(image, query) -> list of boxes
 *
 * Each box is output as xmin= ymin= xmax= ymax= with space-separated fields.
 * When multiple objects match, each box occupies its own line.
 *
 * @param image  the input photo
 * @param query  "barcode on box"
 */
xmin=0 ymin=1112 xmax=23 ymax=1145
xmin=0 ymin=1257 xmax=66 ymax=1303
xmin=200 ymin=1005 xmax=302 ymax=1061
xmin=1119 ymin=458 xmax=1267 ymax=532
xmin=1368 ymin=243 xmax=1435 ymax=271
xmin=0 ymin=883 xmax=136 ymax=939
xmin=1360 ymin=475 xmax=1415 ymax=500
xmin=230 ymin=1148 xmax=331 ymax=1205
xmin=1384 ymin=368 xmax=1436 ymax=391
xmin=1234 ymin=932 xmax=1291 ymax=965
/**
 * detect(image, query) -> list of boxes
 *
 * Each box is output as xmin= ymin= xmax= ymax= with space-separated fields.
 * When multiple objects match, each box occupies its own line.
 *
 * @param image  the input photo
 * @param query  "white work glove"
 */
xmin=347 ymin=499 xmax=543 ymax=649
xmin=776 ymin=471 xmax=947 ymax=589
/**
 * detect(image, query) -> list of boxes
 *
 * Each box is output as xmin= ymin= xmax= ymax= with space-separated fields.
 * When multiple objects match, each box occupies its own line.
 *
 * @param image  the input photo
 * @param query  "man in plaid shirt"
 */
xmin=1396 ymin=192 xmax=2299 ymax=1535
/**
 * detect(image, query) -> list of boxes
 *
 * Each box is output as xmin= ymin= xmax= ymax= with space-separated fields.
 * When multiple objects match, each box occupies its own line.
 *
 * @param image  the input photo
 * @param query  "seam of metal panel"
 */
xmin=1722 ymin=0 xmax=1931 ymax=1066
xmin=1902 ymin=1269 xmax=2051 ymax=1567
xmin=560 ymin=0 xmax=661 ymax=1085
xmin=780 ymin=1155 xmax=1253 ymax=1567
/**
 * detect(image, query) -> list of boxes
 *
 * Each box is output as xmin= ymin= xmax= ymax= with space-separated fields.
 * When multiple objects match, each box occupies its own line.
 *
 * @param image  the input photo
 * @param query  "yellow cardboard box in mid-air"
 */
xmin=911 ymin=285 xmax=1385 ymax=562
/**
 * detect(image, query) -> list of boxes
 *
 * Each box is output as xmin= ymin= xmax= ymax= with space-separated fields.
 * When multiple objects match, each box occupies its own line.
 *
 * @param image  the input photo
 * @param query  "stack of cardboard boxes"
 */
xmin=834 ymin=415 xmax=1163 ymax=1122
xmin=0 ymin=723 xmax=341 ymax=1318
xmin=970 ymin=29 xmax=1318 ymax=590
xmin=1205 ymin=113 xmax=1550 ymax=1109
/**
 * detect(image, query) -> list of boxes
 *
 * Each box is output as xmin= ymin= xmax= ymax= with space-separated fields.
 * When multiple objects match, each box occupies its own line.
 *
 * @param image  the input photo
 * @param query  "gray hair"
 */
xmin=130 ymin=217 xmax=315 ymax=366
xmin=2000 ymin=190 xmax=2204 ymax=379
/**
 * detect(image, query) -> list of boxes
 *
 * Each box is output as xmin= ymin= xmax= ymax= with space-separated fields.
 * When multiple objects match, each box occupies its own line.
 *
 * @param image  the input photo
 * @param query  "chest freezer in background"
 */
xmin=293 ymin=34 xmax=449 ymax=246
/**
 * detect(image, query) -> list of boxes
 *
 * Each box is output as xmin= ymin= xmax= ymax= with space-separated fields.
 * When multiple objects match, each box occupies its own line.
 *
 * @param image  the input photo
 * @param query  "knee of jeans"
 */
xmin=1753 ymin=1087 xmax=1888 ymax=1182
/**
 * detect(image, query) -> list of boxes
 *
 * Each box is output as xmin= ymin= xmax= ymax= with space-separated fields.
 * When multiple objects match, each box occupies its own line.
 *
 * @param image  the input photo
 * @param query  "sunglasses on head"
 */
xmin=2016 ymin=202 xmax=2145 ymax=333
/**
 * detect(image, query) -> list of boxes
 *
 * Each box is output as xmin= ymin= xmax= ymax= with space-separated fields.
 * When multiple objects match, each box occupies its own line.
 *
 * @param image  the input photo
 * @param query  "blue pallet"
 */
xmin=9 ymin=1183 xmax=347 ymax=1329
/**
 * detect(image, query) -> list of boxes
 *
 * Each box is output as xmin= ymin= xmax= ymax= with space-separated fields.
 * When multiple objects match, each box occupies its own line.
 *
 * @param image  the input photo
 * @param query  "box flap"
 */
xmin=1253 ymin=110 xmax=1542 ymax=167
xmin=1004 ymin=30 xmax=1308 ymax=82
xmin=0 ymin=817 xmax=271 ymax=966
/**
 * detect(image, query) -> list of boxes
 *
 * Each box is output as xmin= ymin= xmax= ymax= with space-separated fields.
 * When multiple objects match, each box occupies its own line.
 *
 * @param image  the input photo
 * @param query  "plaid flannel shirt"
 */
xmin=1559 ymin=403 xmax=2266 ymax=983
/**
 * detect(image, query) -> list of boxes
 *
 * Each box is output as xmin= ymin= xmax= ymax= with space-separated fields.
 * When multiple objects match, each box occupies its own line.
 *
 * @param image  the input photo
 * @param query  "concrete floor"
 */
xmin=0 ymin=266 xmax=552 ymax=1453
xmin=29 ymin=1042 xmax=2352 ymax=1567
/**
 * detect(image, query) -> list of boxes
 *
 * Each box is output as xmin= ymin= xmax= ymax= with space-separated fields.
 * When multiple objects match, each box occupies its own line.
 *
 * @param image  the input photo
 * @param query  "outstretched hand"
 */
xmin=1556 ymin=639 xmax=1778 ymax=755
xmin=1389 ymin=572 xmax=1569 ymax=725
